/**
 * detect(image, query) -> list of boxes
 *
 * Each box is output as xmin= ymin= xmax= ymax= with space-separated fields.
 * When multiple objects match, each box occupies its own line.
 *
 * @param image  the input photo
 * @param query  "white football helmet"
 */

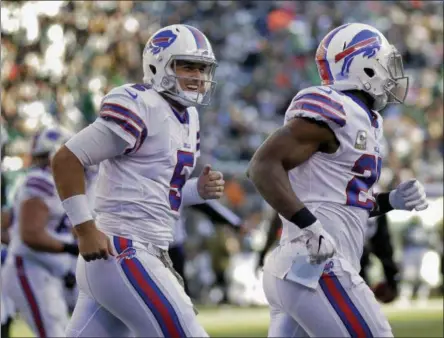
xmin=142 ymin=24 xmax=217 ymax=107
xmin=315 ymin=23 xmax=409 ymax=111
xmin=31 ymin=126 xmax=72 ymax=157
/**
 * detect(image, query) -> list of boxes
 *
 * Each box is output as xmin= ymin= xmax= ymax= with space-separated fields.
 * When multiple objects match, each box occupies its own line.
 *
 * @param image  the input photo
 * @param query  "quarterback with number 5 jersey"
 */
xmin=248 ymin=23 xmax=428 ymax=337
xmin=52 ymin=24 xmax=224 ymax=338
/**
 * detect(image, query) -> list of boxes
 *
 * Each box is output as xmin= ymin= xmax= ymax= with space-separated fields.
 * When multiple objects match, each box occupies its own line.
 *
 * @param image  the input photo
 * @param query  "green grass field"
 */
xmin=11 ymin=301 xmax=443 ymax=337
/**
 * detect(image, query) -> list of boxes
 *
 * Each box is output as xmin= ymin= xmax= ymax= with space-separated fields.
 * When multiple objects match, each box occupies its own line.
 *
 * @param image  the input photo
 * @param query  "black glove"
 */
xmin=63 ymin=272 xmax=77 ymax=289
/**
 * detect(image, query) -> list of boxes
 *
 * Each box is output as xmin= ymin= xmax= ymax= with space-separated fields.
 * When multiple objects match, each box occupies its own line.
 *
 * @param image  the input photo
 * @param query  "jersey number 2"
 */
xmin=346 ymin=154 xmax=382 ymax=210
xmin=169 ymin=150 xmax=194 ymax=211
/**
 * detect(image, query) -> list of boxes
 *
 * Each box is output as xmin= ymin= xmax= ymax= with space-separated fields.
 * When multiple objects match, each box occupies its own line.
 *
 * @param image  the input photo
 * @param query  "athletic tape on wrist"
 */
xmin=290 ymin=207 xmax=317 ymax=229
xmin=182 ymin=178 xmax=206 ymax=206
xmin=374 ymin=192 xmax=393 ymax=213
xmin=62 ymin=194 xmax=93 ymax=227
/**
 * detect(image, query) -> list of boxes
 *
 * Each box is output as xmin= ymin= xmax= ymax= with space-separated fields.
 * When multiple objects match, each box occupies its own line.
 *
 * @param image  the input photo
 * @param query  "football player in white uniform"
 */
xmin=2 ymin=127 xmax=79 ymax=337
xmin=247 ymin=23 xmax=428 ymax=337
xmin=1 ymin=122 xmax=15 ymax=338
xmin=52 ymin=24 xmax=224 ymax=337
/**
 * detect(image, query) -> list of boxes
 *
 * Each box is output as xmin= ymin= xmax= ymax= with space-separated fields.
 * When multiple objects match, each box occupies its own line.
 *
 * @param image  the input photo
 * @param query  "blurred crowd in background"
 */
xmin=2 ymin=0 xmax=443 ymax=216
xmin=1 ymin=0 xmax=443 ymax=305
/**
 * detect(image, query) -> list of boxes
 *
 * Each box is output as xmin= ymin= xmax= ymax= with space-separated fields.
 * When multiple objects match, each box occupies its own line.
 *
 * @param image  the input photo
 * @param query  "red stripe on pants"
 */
xmin=15 ymin=256 xmax=46 ymax=338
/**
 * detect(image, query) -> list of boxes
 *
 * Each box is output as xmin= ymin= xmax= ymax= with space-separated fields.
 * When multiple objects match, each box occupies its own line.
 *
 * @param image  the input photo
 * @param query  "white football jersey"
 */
xmin=94 ymin=84 xmax=200 ymax=249
xmin=7 ymin=166 xmax=73 ymax=277
xmin=172 ymin=212 xmax=187 ymax=246
xmin=280 ymin=86 xmax=384 ymax=268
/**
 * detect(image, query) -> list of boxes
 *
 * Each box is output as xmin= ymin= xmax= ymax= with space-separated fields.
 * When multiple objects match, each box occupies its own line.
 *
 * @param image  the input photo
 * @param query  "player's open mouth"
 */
xmin=186 ymin=84 xmax=199 ymax=91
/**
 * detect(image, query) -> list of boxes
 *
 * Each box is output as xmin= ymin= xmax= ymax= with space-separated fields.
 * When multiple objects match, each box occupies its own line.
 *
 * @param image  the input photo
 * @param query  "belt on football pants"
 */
xmin=142 ymin=242 xmax=198 ymax=315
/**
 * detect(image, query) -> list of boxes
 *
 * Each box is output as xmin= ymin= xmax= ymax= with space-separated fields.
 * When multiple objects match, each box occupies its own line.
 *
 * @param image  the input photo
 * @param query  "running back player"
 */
xmin=248 ymin=23 xmax=428 ymax=337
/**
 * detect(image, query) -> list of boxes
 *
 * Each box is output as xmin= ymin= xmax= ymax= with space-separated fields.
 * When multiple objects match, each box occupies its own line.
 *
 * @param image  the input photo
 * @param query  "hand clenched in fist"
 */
xmin=197 ymin=164 xmax=225 ymax=200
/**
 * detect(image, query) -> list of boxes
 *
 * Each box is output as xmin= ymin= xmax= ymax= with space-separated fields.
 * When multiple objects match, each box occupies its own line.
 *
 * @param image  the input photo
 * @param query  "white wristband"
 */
xmin=182 ymin=178 xmax=205 ymax=207
xmin=62 ymin=194 xmax=93 ymax=227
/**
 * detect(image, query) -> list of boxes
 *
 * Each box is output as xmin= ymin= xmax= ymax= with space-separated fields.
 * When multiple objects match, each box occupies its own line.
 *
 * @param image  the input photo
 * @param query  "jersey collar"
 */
xmin=171 ymin=107 xmax=189 ymax=125
xmin=343 ymin=92 xmax=379 ymax=128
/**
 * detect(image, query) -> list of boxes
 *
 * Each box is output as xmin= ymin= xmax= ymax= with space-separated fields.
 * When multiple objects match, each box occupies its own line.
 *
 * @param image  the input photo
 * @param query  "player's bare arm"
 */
xmin=52 ymin=145 xmax=94 ymax=238
xmin=1 ymin=207 xmax=12 ymax=244
xmin=52 ymin=144 xmax=115 ymax=261
xmin=19 ymin=196 xmax=77 ymax=255
xmin=247 ymin=117 xmax=338 ymax=264
xmin=247 ymin=117 xmax=336 ymax=219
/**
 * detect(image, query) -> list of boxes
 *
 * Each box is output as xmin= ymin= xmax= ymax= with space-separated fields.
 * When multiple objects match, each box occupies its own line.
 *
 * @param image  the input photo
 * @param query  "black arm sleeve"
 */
xmin=190 ymin=200 xmax=242 ymax=230
xmin=369 ymin=192 xmax=394 ymax=218
xmin=258 ymin=212 xmax=282 ymax=265
xmin=370 ymin=214 xmax=399 ymax=288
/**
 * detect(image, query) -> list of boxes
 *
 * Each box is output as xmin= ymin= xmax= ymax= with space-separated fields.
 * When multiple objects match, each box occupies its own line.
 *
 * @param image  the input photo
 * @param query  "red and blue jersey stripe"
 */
xmin=320 ymin=272 xmax=373 ymax=338
xmin=16 ymin=256 xmax=47 ymax=338
xmin=185 ymin=25 xmax=209 ymax=50
xmin=297 ymin=92 xmax=345 ymax=113
xmin=113 ymin=237 xmax=187 ymax=338
xmin=290 ymin=92 xmax=346 ymax=127
xmin=100 ymin=103 xmax=148 ymax=153
xmin=26 ymin=177 xmax=54 ymax=197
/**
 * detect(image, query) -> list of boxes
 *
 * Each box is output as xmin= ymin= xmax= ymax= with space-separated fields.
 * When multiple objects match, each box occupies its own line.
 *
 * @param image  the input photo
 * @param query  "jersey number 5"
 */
xmin=169 ymin=150 xmax=194 ymax=211
xmin=55 ymin=214 xmax=72 ymax=234
xmin=346 ymin=154 xmax=382 ymax=210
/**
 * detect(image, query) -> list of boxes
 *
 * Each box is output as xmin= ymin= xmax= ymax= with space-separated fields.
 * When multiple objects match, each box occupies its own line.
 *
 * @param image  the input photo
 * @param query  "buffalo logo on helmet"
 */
xmin=145 ymin=30 xmax=177 ymax=56
xmin=335 ymin=29 xmax=382 ymax=77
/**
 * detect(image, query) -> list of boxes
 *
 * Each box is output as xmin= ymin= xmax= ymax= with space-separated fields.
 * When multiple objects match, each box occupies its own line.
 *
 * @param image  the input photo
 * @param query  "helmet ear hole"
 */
xmin=149 ymin=65 xmax=157 ymax=75
xmin=364 ymin=68 xmax=375 ymax=78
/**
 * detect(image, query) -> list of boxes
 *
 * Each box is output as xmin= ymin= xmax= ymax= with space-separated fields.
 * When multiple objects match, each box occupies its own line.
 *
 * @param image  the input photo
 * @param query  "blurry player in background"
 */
xmin=2 ymin=127 xmax=80 ymax=337
xmin=169 ymin=213 xmax=190 ymax=295
xmin=248 ymin=23 xmax=429 ymax=337
xmin=52 ymin=24 xmax=224 ymax=337
xmin=256 ymin=211 xmax=282 ymax=274
xmin=1 ymin=122 xmax=15 ymax=338
xmin=398 ymin=216 xmax=437 ymax=307
xmin=360 ymin=215 xmax=400 ymax=304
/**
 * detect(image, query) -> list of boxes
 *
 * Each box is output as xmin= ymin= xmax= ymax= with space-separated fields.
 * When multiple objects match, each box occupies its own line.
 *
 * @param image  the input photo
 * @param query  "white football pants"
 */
xmin=2 ymin=255 xmax=69 ymax=337
xmin=66 ymin=235 xmax=207 ymax=338
xmin=263 ymin=256 xmax=393 ymax=337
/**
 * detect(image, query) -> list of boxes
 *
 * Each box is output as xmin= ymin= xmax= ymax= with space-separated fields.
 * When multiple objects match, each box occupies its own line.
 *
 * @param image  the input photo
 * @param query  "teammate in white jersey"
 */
xmin=1 ymin=121 xmax=15 ymax=338
xmin=247 ymin=23 xmax=428 ymax=337
xmin=52 ymin=24 xmax=224 ymax=337
xmin=2 ymin=127 xmax=79 ymax=337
